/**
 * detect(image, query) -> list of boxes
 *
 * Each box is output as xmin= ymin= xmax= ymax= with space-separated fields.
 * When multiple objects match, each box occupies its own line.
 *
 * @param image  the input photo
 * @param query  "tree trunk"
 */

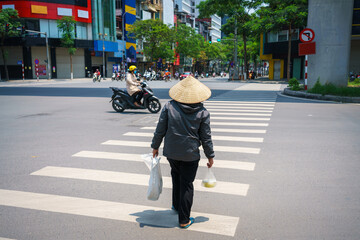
xmin=70 ymin=54 xmax=73 ymax=80
xmin=287 ymin=24 xmax=292 ymax=81
xmin=0 ymin=45 xmax=9 ymax=81
xmin=243 ymin=33 xmax=248 ymax=80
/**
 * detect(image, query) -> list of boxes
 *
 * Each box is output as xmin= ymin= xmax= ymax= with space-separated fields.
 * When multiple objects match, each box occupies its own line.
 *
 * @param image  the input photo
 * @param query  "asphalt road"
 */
xmin=0 ymin=78 xmax=359 ymax=240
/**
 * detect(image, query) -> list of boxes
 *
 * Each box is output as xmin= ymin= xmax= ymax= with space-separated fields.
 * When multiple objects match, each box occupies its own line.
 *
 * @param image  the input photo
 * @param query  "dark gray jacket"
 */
xmin=151 ymin=100 xmax=215 ymax=161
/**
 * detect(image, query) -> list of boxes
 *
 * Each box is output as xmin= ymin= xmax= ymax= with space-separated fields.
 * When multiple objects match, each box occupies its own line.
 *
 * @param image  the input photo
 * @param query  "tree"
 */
xmin=198 ymin=0 xmax=262 ymax=79
xmin=57 ymin=16 xmax=77 ymax=79
xmin=0 ymin=8 xmax=21 ymax=81
xmin=128 ymin=19 xmax=175 ymax=65
xmin=256 ymin=0 xmax=308 ymax=80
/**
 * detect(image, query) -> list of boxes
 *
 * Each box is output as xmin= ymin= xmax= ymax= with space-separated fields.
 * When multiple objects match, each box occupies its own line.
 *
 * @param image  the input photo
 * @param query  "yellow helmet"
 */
xmin=129 ymin=65 xmax=137 ymax=71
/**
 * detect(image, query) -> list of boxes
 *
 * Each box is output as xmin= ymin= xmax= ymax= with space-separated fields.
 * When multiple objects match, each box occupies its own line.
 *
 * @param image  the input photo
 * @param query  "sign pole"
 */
xmin=305 ymin=55 xmax=308 ymax=90
xmin=22 ymin=61 xmax=25 ymax=81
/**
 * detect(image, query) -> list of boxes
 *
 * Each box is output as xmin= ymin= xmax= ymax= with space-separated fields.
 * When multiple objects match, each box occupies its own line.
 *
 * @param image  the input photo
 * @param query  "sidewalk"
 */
xmin=0 ymin=78 xmax=94 ymax=86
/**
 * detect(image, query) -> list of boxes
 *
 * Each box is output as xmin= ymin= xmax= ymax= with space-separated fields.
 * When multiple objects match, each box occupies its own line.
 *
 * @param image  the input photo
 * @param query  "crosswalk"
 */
xmin=0 ymin=83 xmax=280 ymax=237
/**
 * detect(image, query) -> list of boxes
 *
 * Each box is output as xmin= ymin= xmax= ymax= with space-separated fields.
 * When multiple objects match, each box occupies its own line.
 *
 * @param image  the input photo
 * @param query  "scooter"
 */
xmin=93 ymin=73 xmax=101 ymax=82
xmin=109 ymin=81 xmax=161 ymax=113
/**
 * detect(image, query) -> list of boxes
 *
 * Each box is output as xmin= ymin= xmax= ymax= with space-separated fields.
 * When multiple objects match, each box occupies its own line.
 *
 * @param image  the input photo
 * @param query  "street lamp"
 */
xmin=122 ymin=8 xmax=136 ymax=81
xmin=98 ymin=32 xmax=108 ymax=80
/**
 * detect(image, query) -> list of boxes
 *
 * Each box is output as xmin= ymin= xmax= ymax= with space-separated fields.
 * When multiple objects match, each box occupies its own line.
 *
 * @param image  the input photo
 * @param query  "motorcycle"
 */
xmin=93 ymin=73 xmax=101 ymax=82
xmin=109 ymin=81 xmax=161 ymax=113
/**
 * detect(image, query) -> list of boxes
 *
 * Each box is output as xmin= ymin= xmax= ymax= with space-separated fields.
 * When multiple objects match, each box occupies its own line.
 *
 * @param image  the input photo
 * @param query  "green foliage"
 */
xmin=175 ymin=23 xmax=204 ymax=59
xmin=349 ymin=78 xmax=360 ymax=86
xmin=128 ymin=19 xmax=175 ymax=62
xmin=57 ymin=16 xmax=77 ymax=55
xmin=288 ymin=77 xmax=301 ymax=91
xmin=0 ymin=8 xmax=21 ymax=40
xmin=308 ymin=79 xmax=360 ymax=97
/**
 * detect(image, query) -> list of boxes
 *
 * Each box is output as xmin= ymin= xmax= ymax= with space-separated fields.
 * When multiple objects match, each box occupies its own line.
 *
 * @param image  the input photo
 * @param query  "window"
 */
xmin=278 ymin=30 xmax=288 ymax=41
xmin=353 ymin=26 xmax=360 ymax=35
xmin=115 ymin=0 xmax=121 ymax=9
xmin=267 ymin=32 xmax=277 ymax=42
xmin=76 ymin=22 xmax=87 ymax=40
xmin=354 ymin=0 xmax=360 ymax=8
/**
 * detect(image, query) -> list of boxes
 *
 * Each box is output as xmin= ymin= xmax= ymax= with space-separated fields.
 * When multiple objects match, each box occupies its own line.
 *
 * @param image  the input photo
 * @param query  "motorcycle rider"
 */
xmin=126 ymin=65 xmax=142 ymax=107
xmin=95 ymin=69 xmax=101 ymax=81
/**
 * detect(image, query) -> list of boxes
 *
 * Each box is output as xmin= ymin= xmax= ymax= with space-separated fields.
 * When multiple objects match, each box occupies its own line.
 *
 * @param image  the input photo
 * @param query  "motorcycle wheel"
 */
xmin=93 ymin=78 xmax=96 ymax=83
xmin=112 ymin=97 xmax=125 ymax=112
xmin=147 ymin=98 xmax=161 ymax=113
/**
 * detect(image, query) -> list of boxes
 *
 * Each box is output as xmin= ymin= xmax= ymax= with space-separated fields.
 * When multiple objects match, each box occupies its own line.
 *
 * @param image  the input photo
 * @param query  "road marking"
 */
xmin=0 ymin=189 xmax=239 ymax=237
xmin=207 ymin=100 xmax=276 ymax=103
xmin=211 ymin=116 xmax=270 ymax=121
xmin=205 ymin=103 xmax=275 ymax=107
xmin=211 ymin=122 xmax=268 ymax=127
xmin=206 ymin=106 xmax=274 ymax=110
xmin=0 ymin=238 xmax=16 ymax=240
xmin=31 ymin=166 xmax=250 ymax=196
xmin=73 ymin=151 xmax=256 ymax=171
xmin=123 ymin=132 xmax=264 ymax=142
xmin=102 ymin=140 xmax=260 ymax=154
xmin=141 ymin=126 xmax=267 ymax=134
xmin=207 ymin=109 xmax=273 ymax=113
xmin=210 ymin=112 xmax=272 ymax=116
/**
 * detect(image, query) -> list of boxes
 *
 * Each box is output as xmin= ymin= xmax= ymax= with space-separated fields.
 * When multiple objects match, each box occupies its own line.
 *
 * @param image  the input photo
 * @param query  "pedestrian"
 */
xmin=151 ymin=75 xmax=215 ymax=229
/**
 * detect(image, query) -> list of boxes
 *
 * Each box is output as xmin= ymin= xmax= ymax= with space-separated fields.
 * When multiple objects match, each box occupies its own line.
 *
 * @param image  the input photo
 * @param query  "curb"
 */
xmin=283 ymin=88 xmax=360 ymax=103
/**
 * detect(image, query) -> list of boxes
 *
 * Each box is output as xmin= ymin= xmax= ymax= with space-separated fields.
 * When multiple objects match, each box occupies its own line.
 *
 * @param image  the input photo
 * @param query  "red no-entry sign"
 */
xmin=300 ymin=28 xmax=315 ymax=43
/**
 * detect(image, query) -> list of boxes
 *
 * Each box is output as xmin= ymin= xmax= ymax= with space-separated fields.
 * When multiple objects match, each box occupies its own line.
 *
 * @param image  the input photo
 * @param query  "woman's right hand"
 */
xmin=207 ymin=158 xmax=214 ymax=168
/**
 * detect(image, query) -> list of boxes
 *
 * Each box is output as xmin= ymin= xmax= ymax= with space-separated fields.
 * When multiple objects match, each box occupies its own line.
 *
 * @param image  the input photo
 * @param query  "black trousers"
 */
xmin=167 ymin=158 xmax=199 ymax=224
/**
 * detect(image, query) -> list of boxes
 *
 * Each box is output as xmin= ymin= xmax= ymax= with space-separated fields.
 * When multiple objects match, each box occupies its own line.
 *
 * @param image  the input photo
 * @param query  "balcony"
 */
xmin=141 ymin=0 xmax=162 ymax=13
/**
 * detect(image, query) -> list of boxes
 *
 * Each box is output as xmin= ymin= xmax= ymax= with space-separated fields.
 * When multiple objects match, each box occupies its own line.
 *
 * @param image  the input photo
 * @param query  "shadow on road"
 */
xmin=130 ymin=209 xmax=209 ymax=229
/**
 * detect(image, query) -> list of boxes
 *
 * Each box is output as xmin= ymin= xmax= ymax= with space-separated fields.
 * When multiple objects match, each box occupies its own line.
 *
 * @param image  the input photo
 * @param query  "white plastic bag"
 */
xmin=202 ymin=168 xmax=217 ymax=188
xmin=142 ymin=154 xmax=163 ymax=200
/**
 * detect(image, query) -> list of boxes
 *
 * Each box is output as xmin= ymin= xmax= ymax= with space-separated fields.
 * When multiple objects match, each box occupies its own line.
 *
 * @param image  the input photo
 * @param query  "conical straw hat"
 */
xmin=169 ymin=75 xmax=211 ymax=104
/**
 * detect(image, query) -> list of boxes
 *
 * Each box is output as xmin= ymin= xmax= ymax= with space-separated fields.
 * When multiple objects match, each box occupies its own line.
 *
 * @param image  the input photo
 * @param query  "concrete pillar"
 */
xmin=307 ymin=0 xmax=354 ymax=87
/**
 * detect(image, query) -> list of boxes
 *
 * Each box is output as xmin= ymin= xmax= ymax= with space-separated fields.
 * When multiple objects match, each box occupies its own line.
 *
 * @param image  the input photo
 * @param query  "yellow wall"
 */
xmin=259 ymin=34 xmax=284 ymax=79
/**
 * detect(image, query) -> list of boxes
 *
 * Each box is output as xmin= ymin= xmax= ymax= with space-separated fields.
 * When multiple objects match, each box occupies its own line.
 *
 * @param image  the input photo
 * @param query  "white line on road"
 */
xmin=206 ymin=109 xmax=273 ymax=113
xmin=211 ymin=122 xmax=268 ymax=127
xmin=141 ymin=126 xmax=267 ymax=134
xmin=210 ymin=112 xmax=272 ymax=116
xmin=205 ymin=103 xmax=275 ymax=107
xmin=206 ymin=106 xmax=274 ymax=110
xmin=0 ymin=189 xmax=239 ymax=237
xmin=207 ymin=100 xmax=276 ymax=103
xmin=123 ymin=132 xmax=264 ymax=142
xmin=31 ymin=166 xmax=250 ymax=197
xmin=102 ymin=140 xmax=261 ymax=154
xmin=72 ymin=151 xmax=256 ymax=171
xmin=211 ymin=116 xmax=270 ymax=121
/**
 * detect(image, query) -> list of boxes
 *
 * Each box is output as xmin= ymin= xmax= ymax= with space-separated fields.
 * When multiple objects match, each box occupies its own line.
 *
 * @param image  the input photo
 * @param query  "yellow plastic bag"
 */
xmin=202 ymin=168 xmax=216 ymax=188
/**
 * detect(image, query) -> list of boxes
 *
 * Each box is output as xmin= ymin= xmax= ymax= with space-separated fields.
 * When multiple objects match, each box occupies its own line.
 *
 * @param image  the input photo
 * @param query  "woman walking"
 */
xmin=151 ymin=75 xmax=215 ymax=228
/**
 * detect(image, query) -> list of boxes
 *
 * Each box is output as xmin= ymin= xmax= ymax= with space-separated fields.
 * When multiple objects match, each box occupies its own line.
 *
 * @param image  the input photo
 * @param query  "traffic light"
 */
xmin=208 ymin=36 xmax=212 ymax=44
xmin=217 ymin=38 xmax=221 ymax=42
xmin=5 ymin=24 xmax=9 ymax=32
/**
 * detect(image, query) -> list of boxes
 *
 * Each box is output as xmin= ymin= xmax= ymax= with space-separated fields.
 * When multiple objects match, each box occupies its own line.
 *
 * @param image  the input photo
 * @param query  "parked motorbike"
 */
xmin=93 ymin=73 xmax=101 ymax=82
xmin=109 ymin=81 xmax=161 ymax=113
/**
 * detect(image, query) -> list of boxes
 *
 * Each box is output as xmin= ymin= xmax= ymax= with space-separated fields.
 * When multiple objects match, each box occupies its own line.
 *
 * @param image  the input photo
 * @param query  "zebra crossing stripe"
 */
xmin=206 ymin=109 xmax=273 ymax=113
xmin=101 ymin=140 xmax=260 ymax=154
xmin=210 ymin=112 xmax=272 ymax=116
xmin=0 ymin=189 xmax=239 ymax=237
xmin=211 ymin=122 xmax=268 ymax=127
xmin=30 ymin=166 xmax=250 ymax=197
xmin=123 ymin=132 xmax=264 ymax=143
xmin=141 ymin=127 xmax=267 ymax=134
xmin=72 ymin=151 xmax=256 ymax=171
xmin=207 ymin=100 xmax=276 ymax=103
xmin=211 ymin=116 xmax=270 ymax=121
xmin=205 ymin=103 xmax=275 ymax=107
xmin=206 ymin=106 xmax=273 ymax=110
